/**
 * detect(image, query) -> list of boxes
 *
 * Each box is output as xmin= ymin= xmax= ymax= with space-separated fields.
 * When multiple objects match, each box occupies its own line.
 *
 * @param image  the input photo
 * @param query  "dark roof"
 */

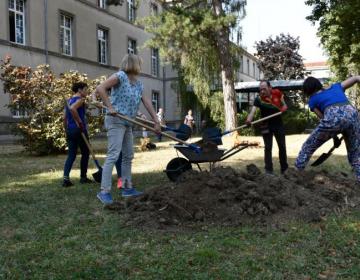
xmin=235 ymin=79 xmax=328 ymax=93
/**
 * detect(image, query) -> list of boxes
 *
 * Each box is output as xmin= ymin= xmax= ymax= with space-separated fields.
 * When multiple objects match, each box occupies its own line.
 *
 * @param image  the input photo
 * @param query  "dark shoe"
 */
xmin=80 ymin=177 xmax=93 ymax=184
xmin=62 ymin=179 xmax=74 ymax=187
xmin=265 ymin=169 xmax=274 ymax=175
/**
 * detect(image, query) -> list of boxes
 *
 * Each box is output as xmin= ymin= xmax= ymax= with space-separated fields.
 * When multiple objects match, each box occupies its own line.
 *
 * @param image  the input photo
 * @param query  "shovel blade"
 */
xmin=311 ymin=153 xmax=331 ymax=167
xmin=92 ymin=168 xmax=102 ymax=183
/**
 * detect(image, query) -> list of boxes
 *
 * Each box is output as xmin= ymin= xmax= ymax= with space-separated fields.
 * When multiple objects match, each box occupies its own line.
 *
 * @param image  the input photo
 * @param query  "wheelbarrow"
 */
xmin=164 ymin=112 xmax=282 ymax=182
xmin=164 ymin=142 xmax=258 ymax=182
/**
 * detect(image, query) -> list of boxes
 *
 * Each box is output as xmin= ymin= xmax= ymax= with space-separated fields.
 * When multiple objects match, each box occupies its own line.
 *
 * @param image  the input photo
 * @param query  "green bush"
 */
xmin=0 ymin=56 xmax=105 ymax=155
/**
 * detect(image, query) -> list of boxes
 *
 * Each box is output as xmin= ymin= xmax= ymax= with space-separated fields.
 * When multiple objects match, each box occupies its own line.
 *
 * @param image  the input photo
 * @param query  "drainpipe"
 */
xmin=44 ymin=0 xmax=49 ymax=64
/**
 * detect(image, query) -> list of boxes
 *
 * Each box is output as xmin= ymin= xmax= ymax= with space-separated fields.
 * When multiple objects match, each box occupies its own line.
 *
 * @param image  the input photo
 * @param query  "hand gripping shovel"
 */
xmin=203 ymin=112 xmax=283 ymax=144
xmin=63 ymin=96 xmax=103 ymax=182
xmin=311 ymin=136 xmax=344 ymax=167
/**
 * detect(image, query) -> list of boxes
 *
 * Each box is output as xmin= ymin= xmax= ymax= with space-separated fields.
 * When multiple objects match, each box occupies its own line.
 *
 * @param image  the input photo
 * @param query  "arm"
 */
xmin=313 ymin=108 xmax=323 ymax=119
xmin=94 ymin=74 xmax=119 ymax=113
xmin=69 ymin=98 xmax=85 ymax=126
xmin=246 ymin=106 xmax=257 ymax=123
xmin=142 ymin=95 xmax=161 ymax=132
xmin=63 ymin=110 xmax=67 ymax=130
xmin=184 ymin=116 xmax=187 ymax=124
xmin=341 ymin=75 xmax=360 ymax=90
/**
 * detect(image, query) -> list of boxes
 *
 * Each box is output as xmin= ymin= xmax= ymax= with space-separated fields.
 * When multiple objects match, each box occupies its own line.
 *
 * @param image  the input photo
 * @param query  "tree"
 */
xmin=306 ymin=0 xmax=360 ymax=107
xmin=306 ymin=0 xmax=360 ymax=79
xmin=255 ymin=33 xmax=306 ymax=81
xmin=107 ymin=0 xmax=247 ymax=130
xmin=0 ymin=56 xmax=104 ymax=155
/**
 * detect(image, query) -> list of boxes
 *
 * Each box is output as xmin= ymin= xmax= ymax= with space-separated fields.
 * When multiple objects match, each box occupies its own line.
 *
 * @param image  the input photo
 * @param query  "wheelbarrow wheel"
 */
xmin=165 ymin=157 xmax=192 ymax=182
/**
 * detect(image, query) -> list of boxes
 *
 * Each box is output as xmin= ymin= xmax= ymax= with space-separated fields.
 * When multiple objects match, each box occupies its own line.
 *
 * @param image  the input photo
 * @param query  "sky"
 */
xmin=240 ymin=0 xmax=328 ymax=62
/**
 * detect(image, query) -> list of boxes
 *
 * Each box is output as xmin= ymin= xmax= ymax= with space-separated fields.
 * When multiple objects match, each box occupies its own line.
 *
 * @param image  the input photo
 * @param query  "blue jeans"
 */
xmin=101 ymin=116 xmax=134 ymax=192
xmin=63 ymin=128 xmax=89 ymax=178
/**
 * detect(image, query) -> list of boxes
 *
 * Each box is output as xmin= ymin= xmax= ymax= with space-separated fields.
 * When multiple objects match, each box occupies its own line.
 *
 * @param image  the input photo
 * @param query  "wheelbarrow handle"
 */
xmin=222 ymin=111 xmax=283 ymax=136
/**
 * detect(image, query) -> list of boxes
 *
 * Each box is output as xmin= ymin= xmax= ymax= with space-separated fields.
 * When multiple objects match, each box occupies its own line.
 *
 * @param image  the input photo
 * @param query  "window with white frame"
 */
xmin=152 ymin=91 xmax=159 ymax=112
xmin=253 ymin=62 xmax=256 ymax=77
xmin=60 ymin=14 xmax=73 ymax=56
xmin=97 ymin=0 xmax=106 ymax=9
xmin=97 ymin=28 xmax=108 ymax=64
xmin=247 ymin=59 xmax=250 ymax=75
xmin=151 ymin=48 xmax=159 ymax=76
xmin=8 ymin=0 xmax=26 ymax=45
xmin=127 ymin=38 xmax=137 ymax=54
xmin=127 ymin=0 xmax=136 ymax=22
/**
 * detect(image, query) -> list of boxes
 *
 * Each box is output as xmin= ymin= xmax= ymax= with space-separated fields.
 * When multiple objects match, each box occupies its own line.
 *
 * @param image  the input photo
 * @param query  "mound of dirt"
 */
xmin=106 ymin=165 xmax=360 ymax=229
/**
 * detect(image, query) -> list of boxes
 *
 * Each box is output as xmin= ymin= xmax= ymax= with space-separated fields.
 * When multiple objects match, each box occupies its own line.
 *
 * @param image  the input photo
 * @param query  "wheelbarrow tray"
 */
xmin=174 ymin=144 xmax=226 ymax=163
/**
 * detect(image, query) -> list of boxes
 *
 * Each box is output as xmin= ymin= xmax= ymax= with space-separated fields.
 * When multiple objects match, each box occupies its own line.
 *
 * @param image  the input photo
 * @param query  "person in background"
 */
xmin=246 ymin=80 xmax=288 ymax=175
xmin=62 ymin=82 xmax=93 ymax=187
xmin=156 ymin=108 xmax=165 ymax=141
xmin=94 ymin=54 xmax=160 ymax=205
xmin=295 ymin=76 xmax=360 ymax=181
xmin=184 ymin=109 xmax=195 ymax=133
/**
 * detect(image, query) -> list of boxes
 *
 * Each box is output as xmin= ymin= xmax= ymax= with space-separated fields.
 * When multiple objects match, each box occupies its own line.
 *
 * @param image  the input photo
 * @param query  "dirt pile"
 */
xmin=107 ymin=165 xmax=360 ymax=229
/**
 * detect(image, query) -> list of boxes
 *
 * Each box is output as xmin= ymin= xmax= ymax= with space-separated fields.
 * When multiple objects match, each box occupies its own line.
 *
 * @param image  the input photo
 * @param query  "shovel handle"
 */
xmin=96 ymin=103 xmax=193 ymax=147
xmin=223 ymin=111 xmax=283 ymax=135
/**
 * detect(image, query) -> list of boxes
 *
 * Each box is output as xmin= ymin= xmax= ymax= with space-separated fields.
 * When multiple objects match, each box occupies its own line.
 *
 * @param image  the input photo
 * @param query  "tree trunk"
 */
xmin=212 ymin=0 xmax=238 ymax=131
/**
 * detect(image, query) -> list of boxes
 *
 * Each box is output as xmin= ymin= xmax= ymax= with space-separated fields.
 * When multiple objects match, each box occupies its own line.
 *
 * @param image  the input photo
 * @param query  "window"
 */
xmin=253 ymin=62 xmax=256 ymax=77
xmin=8 ymin=0 xmax=25 ymax=45
xmin=247 ymin=59 xmax=250 ymax=75
xmin=152 ymin=91 xmax=159 ymax=112
xmin=12 ymin=104 xmax=28 ymax=118
xmin=97 ymin=28 xmax=109 ymax=64
xmin=127 ymin=38 xmax=137 ymax=54
xmin=60 ymin=14 xmax=73 ymax=56
xmin=150 ymin=3 xmax=158 ymax=16
xmin=127 ymin=0 xmax=136 ymax=22
xmin=97 ymin=0 xmax=106 ymax=9
xmin=239 ymin=56 xmax=243 ymax=73
xmin=151 ymin=48 xmax=159 ymax=76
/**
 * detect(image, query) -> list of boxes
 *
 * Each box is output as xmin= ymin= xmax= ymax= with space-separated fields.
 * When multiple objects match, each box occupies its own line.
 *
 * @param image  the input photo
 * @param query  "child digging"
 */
xmin=95 ymin=54 xmax=160 ymax=205
xmin=295 ymin=76 xmax=360 ymax=181
xmin=62 ymin=82 xmax=93 ymax=187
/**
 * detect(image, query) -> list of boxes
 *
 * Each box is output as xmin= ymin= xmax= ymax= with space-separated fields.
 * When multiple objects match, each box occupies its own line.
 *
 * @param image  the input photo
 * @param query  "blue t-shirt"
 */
xmin=109 ymin=71 xmax=143 ymax=119
xmin=65 ymin=96 xmax=86 ymax=130
xmin=308 ymin=83 xmax=349 ymax=113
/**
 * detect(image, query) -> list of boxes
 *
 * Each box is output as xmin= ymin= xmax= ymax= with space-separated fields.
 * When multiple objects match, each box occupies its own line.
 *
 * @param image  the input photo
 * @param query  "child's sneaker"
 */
xmin=121 ymin=188 xmax=143 ymax=197
xmin=97 ymin=192 xmax=113 ymax=205
xmin=117 ymin=177 xmax=123 ymax=189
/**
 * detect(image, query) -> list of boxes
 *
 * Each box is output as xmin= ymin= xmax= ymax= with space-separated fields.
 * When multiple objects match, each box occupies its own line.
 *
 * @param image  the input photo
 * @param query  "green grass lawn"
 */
xmin=1 ymin=136 xmax=359 ymax=279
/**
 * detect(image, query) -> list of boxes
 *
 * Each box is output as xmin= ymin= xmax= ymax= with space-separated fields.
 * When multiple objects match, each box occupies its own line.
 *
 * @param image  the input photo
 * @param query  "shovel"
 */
xmin=203 ymin=112 xmax=283 ymax=144
xmin=97 ymin=104 xmax=202 ymax=153
xmin=90 ymin=101 xmax=192 ymax=141
xmin=311 ymin=136 xmax=344 ymax=167
xmin=63 ymin=96 xmax=103 ymax=182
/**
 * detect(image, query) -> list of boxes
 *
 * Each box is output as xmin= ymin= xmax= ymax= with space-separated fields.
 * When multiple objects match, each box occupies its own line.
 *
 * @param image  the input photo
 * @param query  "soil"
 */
xmin=105 ymin=165 xmax=360 ymax=230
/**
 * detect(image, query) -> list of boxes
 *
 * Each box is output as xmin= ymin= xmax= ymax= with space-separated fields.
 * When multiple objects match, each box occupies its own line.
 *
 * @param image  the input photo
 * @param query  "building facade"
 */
xmin=0 ymin=0 xmax=261 ymax=135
